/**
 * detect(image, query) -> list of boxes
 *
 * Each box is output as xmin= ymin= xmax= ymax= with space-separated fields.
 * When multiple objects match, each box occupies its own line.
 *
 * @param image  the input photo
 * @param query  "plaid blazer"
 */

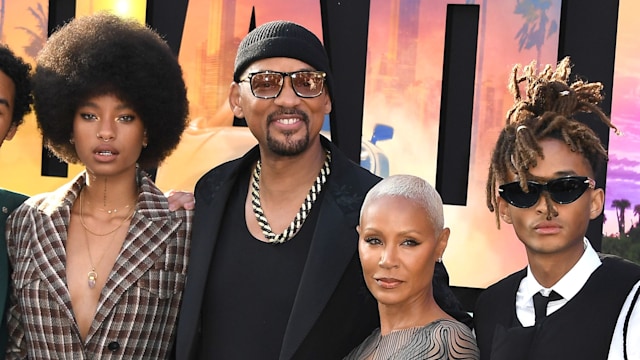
xmin=6 ymin=171 xmax=192 ymax=359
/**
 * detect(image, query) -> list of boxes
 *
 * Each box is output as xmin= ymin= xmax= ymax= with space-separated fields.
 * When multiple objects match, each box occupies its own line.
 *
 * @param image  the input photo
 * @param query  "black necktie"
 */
xmin=533 ymin=290 xmax=562 ymax=324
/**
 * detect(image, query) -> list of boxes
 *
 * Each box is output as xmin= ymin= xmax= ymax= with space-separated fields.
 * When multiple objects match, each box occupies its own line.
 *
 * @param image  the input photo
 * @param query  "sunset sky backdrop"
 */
xmin=1 ymin=0 xmax=637 ymax=288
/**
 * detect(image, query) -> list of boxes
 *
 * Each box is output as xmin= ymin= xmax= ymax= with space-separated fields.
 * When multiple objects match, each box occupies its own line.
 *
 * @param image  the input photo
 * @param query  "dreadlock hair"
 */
xmin=486 ymin=57 xmax=618 ymax=228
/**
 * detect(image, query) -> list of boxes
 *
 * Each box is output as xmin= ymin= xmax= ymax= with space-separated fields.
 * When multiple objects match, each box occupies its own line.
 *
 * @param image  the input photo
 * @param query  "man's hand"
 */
xmin=165 ymin=189 xmax=195 ymax=211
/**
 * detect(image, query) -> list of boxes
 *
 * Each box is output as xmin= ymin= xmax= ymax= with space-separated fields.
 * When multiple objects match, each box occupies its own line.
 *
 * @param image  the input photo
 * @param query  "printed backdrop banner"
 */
xmin=362 ymin=0 xmax=561 ymax=287
xmin=155 ymin=0 xmax=323 ymax=192
xmin=2 ymin=0 xmax=639 ymax=288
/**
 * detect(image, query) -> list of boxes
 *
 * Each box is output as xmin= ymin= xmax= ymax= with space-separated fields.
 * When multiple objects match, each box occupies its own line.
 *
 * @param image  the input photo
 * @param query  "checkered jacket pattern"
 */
xmin=5 ymin=171 xmax=192 ymax=359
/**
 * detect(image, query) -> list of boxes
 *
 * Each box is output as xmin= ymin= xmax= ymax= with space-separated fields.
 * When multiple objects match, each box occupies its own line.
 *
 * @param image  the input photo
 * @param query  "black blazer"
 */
xmin=0 ymin=189 xmax=28 ymax=355
xmin=176 ymin=138 xmax=380 ymax=359
xmin=474 ymin=254 xmax=640 ymax=360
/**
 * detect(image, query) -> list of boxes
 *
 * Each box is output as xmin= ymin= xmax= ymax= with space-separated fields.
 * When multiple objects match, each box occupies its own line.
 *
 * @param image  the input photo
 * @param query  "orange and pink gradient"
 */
xmin=603 ymin=0 xmax=640 ymax=237
xmin=155 ymin=0 xmax=323 ymax=190
xmin=363 ymin=0 xmax=561 ymax=287
xmin=1 ymin=0 xmax=637 ymax=288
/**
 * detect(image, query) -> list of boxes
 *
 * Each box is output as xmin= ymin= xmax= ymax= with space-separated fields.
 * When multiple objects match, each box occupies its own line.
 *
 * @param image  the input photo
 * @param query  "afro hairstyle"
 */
xmin=33 ymin=12 xmax=189 ymax=168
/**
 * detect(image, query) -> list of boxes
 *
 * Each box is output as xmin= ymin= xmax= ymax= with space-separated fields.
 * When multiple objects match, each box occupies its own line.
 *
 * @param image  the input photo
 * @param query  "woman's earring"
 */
xmin=69 ymin=138 xmax=75 ymax=144
xmin=437 ymin=257 xmax=443 ymax=263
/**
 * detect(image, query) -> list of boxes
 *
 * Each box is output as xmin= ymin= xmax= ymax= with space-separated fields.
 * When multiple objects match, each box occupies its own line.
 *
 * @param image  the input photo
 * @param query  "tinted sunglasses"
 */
xmin=499 ymin=176 xmax=595 ymax=208
xmin=239 ymin=70 xmax=326 ymax=99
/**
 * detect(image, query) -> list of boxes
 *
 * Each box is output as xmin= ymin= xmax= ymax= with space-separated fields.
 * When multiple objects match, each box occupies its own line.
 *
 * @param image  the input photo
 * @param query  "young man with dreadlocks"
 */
xmin=473 ymin=57 xmax=640 ymax=360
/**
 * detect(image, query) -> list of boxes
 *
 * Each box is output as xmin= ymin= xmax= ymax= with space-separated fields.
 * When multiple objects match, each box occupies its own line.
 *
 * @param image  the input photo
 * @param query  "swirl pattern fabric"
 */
xmin=344 ymin=319 xmax=479 ymax=360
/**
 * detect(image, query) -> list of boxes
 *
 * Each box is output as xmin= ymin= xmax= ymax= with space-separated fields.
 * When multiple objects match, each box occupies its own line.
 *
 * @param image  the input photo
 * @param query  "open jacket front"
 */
xmin=176 ymin=137 xmax=381 ymax=360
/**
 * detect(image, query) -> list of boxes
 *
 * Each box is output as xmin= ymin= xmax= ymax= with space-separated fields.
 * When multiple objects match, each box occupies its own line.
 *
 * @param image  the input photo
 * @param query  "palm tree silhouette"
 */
xmin=612 ymin=199 xmax=631 ymax=237
xmin=16 ymin=3 xmax=47 ymax=60
xmin=633 ymin=204 xmax=640 ymax=227
xmin=513 ymin=0 xmax=558 ymax=64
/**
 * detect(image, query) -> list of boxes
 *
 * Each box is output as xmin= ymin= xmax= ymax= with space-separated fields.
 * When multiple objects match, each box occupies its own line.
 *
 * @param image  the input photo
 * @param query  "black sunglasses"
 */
xmin=499 ymin=176 xmax=595 ymax=208
xmin=239 ymin=70 xmax=326 ymax=99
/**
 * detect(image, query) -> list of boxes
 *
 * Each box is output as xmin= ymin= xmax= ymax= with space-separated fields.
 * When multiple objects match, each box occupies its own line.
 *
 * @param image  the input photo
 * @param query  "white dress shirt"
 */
xmin=516 ymin=239 xmax=640 ymax=360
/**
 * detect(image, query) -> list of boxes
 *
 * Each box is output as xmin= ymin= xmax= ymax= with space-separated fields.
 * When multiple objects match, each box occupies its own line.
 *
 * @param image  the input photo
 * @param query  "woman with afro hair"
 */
xmin=6 ymin=13 xmax=192 ymax=359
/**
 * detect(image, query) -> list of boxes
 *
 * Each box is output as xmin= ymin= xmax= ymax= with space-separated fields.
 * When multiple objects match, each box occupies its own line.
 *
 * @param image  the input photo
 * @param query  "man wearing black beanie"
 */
xmin=176 ymin=20 xmax=469 ymax=359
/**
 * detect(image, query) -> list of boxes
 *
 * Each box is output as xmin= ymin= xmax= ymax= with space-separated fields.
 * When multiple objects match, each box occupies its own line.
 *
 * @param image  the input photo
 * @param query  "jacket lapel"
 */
xmin=89 ymin=177 xmax=180 ymax=336
xmin=177 ymin=148 xmax=259 ymax=358
xmin=280 ymin=192 xmax=357 ymax=360
xmin=280 ymin=140 xmax=368 ymax=360
xmin=29 ymin=202 xmax=76 ymax=323
xmin=0 ymin=190 xmax=28 ymax=326
xmin=27 ymin=179 xmax=85 ymax=325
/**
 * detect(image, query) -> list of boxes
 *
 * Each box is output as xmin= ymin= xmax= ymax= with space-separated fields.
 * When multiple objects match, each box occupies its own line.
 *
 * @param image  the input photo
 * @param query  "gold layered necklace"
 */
xmin=87 ymin=201 xmax=133 ymax=215
xmin=79 ymin=190 xmax=135 ymax=288
xmin=250 ymin=151 xmax=331 ymax=244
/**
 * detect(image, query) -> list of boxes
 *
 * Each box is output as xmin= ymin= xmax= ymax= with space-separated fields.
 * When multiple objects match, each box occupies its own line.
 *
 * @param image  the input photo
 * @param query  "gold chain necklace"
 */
xmin=79 ymin=190 xmax=135 ymax=288
xmin=86 ymin=201 xmax=133 ymax=215
xmin=250 ymin=151 xmax=331 ymax=244
xmin=79 ymin=191 xmax=135 ymax=236
xmin=82 ymin=226 xmax=121 ymax=289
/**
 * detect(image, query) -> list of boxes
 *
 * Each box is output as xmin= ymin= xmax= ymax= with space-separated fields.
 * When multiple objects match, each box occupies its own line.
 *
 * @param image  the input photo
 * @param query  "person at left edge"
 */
xmin=6 ymin=13 xmax=191 ymax=359
xmin=0 ymin=43 xmax=33 ymax=356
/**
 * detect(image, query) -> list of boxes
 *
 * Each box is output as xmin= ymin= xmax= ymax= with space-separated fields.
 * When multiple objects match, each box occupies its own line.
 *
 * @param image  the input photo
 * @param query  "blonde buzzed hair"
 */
xmin=361 ymin=174 xmax=445 ymax=232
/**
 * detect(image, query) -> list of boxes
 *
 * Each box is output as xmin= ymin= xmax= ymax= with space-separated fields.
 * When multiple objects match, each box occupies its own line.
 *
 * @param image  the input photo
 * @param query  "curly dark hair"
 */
xmin=486 ymin=57 xmax=618 ymax=227
xmin=32 ymin=12 xmax=188 ymax=168
xmin=0 ymin=44 xmax=33 ymax=129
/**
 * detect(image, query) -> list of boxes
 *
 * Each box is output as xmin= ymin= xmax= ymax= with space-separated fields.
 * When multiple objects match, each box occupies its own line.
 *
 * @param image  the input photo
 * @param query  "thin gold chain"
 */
xmin=79 ymin=190 xmax=135 ymax=236
xmin=82 ymin=221 xmax=121 ymax=289
xmin=79 ymin=189 xmax=135 ymax=289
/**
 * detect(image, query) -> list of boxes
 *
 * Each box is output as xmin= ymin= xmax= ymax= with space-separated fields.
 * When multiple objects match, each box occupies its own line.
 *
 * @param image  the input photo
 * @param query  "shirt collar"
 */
xmin=523 ymin=238 xmax=601 ymax=300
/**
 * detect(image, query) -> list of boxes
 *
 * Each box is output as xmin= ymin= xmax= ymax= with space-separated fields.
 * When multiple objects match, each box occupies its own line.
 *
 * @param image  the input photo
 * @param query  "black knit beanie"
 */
xmin=233 ymin=20 xmax=333 ymax=95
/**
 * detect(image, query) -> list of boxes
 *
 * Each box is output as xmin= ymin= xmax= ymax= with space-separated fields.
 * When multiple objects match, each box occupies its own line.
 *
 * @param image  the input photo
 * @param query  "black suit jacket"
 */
xmin=0 ymin=189 xmax=27 ymax=355
xmin=176 ymin=138 xmax=380 ymax=359
xmin=474 ymin=254 xmax=640 ymax=360
xmin=176 ymin=136 xmax=471 ymax=359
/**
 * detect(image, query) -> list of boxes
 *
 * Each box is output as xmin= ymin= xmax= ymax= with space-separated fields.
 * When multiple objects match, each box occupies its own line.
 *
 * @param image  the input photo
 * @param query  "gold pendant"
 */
xmin=88 ymin=270 xmax=97 ymax=289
